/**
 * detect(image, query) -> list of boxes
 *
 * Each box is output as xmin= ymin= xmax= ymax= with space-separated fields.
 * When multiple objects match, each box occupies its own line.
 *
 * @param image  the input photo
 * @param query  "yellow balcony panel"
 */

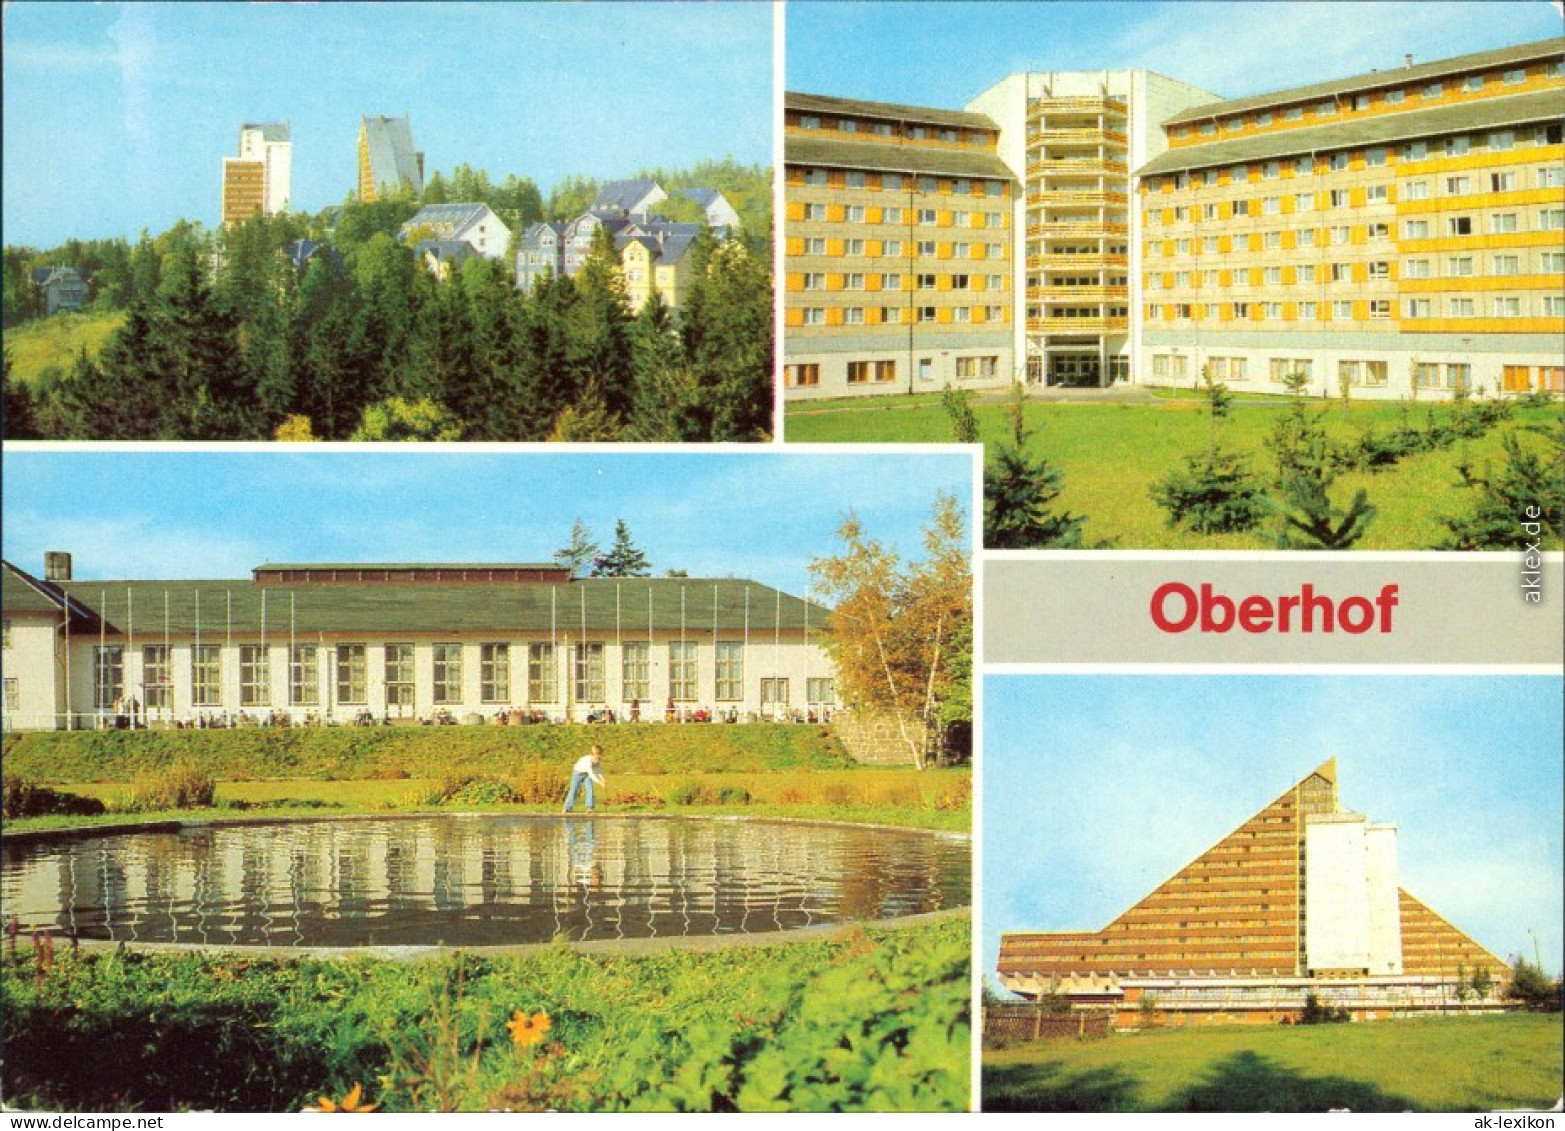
xmin=1027 ymin=316 xmax=1128 ymax=333
xmin=1028 ymin=190 xmax=1130 ymax=207
xmin=1028 ymin=95 xmax=1128 ymax=118
xmin=1028 ymin=221 xmax=1130 ymax=238
xmin=1028 ymin=286 xmax=1129 ymax=301
xmin=1402 ymin=316 xmax=1565 ymax=335
xmin=1028 ymin=158 xmax=1129 ymax=178
xmin=1031 ymin=127 xmax=1130 ymax=145
xmin=1028 ymin=254 xmax=1129 ymax=270
xmin=1400 ymin=274 xmax=1565 ymax=293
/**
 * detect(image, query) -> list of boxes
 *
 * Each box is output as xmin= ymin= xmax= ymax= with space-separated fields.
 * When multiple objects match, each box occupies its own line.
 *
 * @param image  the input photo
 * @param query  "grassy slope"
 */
xmin=1 ymin=722 xmax=858 ymax=783
xmin=5 ymin=309 xmax=126 ymax=384
xmin=982 ymin=1014 xmax=1563 ymax=1112
xmin=786 ymin=393 xmax=1564 ymax=550
xmin=5 ymin=768 xmax=972 ymax=833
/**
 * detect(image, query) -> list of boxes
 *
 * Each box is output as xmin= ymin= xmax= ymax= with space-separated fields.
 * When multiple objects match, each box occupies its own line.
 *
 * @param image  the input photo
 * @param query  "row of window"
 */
xmin=1150 ymin=295 xmax=1563 ymax=321
xmin=1152 ymin=250 xmax=1564 ymax=287
xmin=1152 ymin=208 xmax=1565 ymax=255
xmin=799 ymin=272 xmax=1006 ymax=291
xmin=1149 ymin=355 xmax=1563 ymax=393
xmin=798 ymin=304 xmax=1007 ymax=326
xmin=792 ymin=113 xmax=994 ymax=149
xmin=809 ymin=355 xmax=1001 ymax=386
xmin=89 ymin=642 xmax=826 ymax=710
xmin=1151 ymin=122 xmax=1564 ymax=189
xmin=796 ymin=167 xmax=1005 ymax=197
xmin=798 ymin=202 xmax=1007 ymax=231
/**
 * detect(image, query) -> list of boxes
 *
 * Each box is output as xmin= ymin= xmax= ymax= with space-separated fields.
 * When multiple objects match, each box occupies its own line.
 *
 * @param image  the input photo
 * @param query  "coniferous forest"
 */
xmin=2 ymin=162 xmax=774 ymax=442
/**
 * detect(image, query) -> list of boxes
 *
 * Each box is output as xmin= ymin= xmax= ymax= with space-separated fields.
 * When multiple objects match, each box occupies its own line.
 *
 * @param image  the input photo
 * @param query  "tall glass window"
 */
xmin=573 ymin=642 xmax=605 ymax=703
xmin=480 ymin=643 xmax=510 ymax=703
xmin=715 ymin=641 xmax=743 ymax=701
xmin=384 ymin=643 xmax=415 ymax=708
xmin=336 ymin=644 xmax=367 ymax=705
xmin=239 ymin=644 xmax=270 ymax=707
xmin=528 ymin=643 xmax=557 ymax=703
xmin=93 ymin=646 xmax=124 ymax=709
xmin=192 ymin=644 xmax=222 ymax=707
xmin=290 ymin=644 xmax=319 ymax=706
xmin=669 ymin=641 xmax=698 ymax=702
xmin=142 ymin=645 xmax=171 ymax=709
xmin=432 ymin=644 xmax=463 ymax=704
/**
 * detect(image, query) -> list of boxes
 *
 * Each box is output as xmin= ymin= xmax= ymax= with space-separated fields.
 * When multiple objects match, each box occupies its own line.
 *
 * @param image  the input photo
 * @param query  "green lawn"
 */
xmin=786 ymin=391 xmax=1565 ymax=550
xmin=5 ymin=308 xmax=126 ymax=384
xmin=983 ymin=1014 xmax=1564 ymax=1112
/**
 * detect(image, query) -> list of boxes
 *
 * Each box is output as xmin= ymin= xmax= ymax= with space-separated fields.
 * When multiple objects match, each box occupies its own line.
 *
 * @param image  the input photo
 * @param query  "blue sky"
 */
xmin=2 ymin=2 xmax=773 ymax=248
xmin=983 ymin=675 xmax=1565 ymax=991
xmin=788 ymin=1 xmax=1565 ymax=107
xmin=0 ymin=447 xmax=975 ymax=600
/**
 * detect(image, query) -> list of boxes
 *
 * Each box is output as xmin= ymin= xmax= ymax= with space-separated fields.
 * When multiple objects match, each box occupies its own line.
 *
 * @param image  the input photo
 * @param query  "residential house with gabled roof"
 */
xmin=29 ymin=267 xmax=86 ymax=315
xmin=675 ymin=187 xmax=742 ymax=233
xmin=515 ymin=221 xmax=568 ymax=293
xmin=1 ymin=553 xmax=839 ymax=731
xmin=592 ymin=178 xmax=667 ymax=218
xmin=398 ymin=202 xmax=511 ymax=262
xmin=358 ymin=114 xmax=425 ymax=201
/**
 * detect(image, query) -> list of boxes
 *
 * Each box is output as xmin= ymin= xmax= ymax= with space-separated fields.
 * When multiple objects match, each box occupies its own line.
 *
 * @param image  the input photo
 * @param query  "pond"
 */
xmin=0 ymin=815 xmax=970 ymax=948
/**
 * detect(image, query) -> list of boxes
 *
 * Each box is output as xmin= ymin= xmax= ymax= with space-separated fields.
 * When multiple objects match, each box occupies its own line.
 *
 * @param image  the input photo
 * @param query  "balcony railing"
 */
xmin=1029 ymin=127 xmax=1129 ymax=145
xmin=1028 ymin=96 xmax=1127 ymax=119
xmin=1027 ymin=285 xmax=1129 ymax=301
xmin=1028 ymin=253 xmax=1129 ymax=269
xmin=1027 ymin=315 xmax=1128 ymax=333
xmin=1028 ymin=190 xmax=1129 ymax=207
xmin=1028 ymin=221 xmax=1130 ymax=238
xmin=1028 ymin=158 xmax=1128 ymax=178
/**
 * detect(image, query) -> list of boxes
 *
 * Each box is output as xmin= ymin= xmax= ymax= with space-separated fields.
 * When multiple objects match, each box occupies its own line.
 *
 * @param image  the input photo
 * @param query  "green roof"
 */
xmin=1164 ymin=38 xmax=1565 ymax=126
xmin=256 ymin=562 xmax=561 ymax=573
xmin=786 ymin=135 xmax=1015 ymax=182
xmin=1 ymin=561 xmax=101 ymax=632
xmin=787 ymin=90 xmax=1000 ymax=132
xmin=1138 ymin=89 xmax=1564 ymax=177
xmin=39 ymin=576 xmax=828 ymax=638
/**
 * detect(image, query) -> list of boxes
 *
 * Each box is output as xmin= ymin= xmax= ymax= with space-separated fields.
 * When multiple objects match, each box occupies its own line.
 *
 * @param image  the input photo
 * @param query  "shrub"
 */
xmin=427 ymin=774 xmax=518 ymax=807
xmin=127 ymin=765 xmax=216 ymax=811
xmin=1 ymin=775 xmax=107 ymax=819
xmin=1150 ymin=446 xmax=1268 ymax=534
xmin=1297 ymin=991 xmax=1350 ymax=1024
xmin=665 ymin=779 xmax=703 ymax=806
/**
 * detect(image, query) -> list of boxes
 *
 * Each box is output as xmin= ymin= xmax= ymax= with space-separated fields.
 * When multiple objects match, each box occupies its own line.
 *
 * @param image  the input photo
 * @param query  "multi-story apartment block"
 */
xmin=782 ymin=93 xmax=1017 ymax=399
xmin=2 ymin=553 xmax=838 ymax=731
xmin=221 ymin=122 xmax=291 ymax=225
xmin=358 ymin=114 xmax=424 ymax=202
xmin=968 ymin=71 xmax=1218 ymax=386
xmin=1135 ymin=39 xmax=1565 ymax=399
xmin=999 ymin=760 xmax=1510 ymax=1026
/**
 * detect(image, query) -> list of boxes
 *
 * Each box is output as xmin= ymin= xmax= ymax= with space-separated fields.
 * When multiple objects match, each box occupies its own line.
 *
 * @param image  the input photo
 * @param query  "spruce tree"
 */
xmin=1270 ymin=371 xmax=1375 ymax=550
xmin=592 ymin=520 xmax=652 ymax=577
xmin=1151 ymin=366 xmax=1267 ymax=534
xmin=983 ymin=385 xmax=1084 ymax=548
xmin=568 ymin=223 xmax=635 ymax=422
xmin=554 ymin=518 xmax=600 ymax=578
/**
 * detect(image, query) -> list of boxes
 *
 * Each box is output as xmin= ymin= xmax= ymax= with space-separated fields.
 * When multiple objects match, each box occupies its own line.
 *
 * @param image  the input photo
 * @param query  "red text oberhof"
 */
xmin=1150 ymin=582 xmax=1399 ymax=635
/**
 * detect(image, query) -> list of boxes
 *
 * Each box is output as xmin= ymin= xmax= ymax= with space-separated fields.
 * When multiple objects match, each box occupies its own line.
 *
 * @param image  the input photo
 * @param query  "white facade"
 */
xmin=1305 ymin=813 xmax=1403 ymax=975
xmin=237 ymin=124 xmax=291 ymax=215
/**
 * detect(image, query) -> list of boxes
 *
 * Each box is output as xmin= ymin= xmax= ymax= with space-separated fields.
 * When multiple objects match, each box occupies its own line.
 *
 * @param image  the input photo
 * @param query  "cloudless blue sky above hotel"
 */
xmin=788 ymin=1 xmax=1565 ymax=108
xmin=983 ymin=675 xmax=1564 ymax=991
xmin=3 ymin=1 xmax=772 ymax=247
xmin=1 ymin=448 xmax=974 ymax=601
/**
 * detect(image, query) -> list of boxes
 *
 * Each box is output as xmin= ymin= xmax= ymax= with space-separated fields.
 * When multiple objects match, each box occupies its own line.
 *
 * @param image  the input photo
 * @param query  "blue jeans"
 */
xmin=563 ymin=772 xmax=595 ymax=811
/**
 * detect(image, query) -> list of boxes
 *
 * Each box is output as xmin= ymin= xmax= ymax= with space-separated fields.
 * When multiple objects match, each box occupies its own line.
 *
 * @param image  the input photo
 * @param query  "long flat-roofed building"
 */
xmin=783 ymin=92 xmax=1018 ymax=399
xmin=1135 ymin=38 xmax=1565 ymax=399
xmin=1 ymin=553 xmax=838 ymax=731
xmin=998 ymin=760 xmax=1510 ymax=1026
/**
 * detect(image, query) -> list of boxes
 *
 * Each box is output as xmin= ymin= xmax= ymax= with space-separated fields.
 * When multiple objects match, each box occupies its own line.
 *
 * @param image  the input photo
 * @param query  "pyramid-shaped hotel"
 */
xmin=998 ymin=760 xmax=1509 ymax=1025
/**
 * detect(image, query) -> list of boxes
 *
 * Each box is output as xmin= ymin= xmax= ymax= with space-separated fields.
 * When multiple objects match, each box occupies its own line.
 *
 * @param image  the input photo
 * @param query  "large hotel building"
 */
xmin=784 ymin=37 xmax=1565 ymax=402
xmin=997 ymin=760 xmax=1511 ymax=1027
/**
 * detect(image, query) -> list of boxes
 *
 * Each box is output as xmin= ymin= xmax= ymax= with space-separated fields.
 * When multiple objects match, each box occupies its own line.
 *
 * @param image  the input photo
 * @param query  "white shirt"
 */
xmin=572 ymin=755 xmax=604 ymax=783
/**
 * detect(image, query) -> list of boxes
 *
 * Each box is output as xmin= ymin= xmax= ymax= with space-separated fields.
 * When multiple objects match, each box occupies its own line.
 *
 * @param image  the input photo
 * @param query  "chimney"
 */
xmin=44 ymin=551 xmax=73 ymax=582
xmin=1405 ymin=54 xmax=1414 ymax=69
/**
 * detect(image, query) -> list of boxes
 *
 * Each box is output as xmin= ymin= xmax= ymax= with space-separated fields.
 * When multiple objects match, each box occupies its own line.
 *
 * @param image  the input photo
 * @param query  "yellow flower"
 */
xmin=506 ymin=1009 xmax=552 ymax=1047
xmin=313 ymin=1082 xmax=378 ymax=1112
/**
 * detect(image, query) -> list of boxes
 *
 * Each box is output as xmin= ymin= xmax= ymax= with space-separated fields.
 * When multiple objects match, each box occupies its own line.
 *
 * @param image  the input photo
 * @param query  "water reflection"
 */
xmin=1 ymin=816 xmax=970 ymax=947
